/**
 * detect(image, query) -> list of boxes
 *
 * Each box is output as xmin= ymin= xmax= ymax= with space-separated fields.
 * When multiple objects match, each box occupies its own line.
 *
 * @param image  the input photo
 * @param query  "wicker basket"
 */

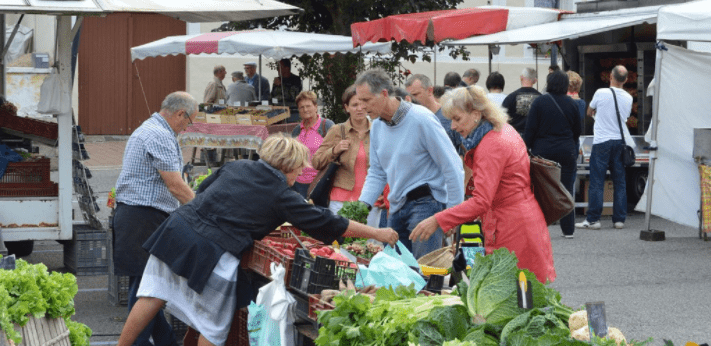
xmin=417 ymin=246 xmax=454 ymax=269
xmin=1 ymin=316 xmax=71 ymax=346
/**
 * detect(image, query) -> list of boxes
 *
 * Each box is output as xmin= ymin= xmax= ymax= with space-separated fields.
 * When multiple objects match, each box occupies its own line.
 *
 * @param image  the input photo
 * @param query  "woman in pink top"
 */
xmin=409 ymin=86 xmax=556 ymax=283
xmin=312 ymin=86 xmax=379 ymax=224
xmin=291 ymin=91 xmax=335 ymax=198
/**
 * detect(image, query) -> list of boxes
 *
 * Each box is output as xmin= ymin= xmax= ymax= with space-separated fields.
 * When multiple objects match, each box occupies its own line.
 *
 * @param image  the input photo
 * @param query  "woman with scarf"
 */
xmin=409 ymin=85 xmax=556 ymax=283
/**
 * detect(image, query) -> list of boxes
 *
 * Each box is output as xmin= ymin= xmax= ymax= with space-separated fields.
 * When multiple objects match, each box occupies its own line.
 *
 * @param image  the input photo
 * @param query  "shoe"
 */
xmin=575 ymin=220 xmax=601 ymax=229
xmin=614 ymin=222 xmax=624 ymax=229
xmin=561 ymin=234 xmax=574 ymax=239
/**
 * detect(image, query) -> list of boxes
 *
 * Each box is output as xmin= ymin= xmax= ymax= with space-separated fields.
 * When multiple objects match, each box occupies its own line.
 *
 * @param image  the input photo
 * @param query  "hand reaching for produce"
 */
xmin=409 ymin=215 xmax=440 ymax=243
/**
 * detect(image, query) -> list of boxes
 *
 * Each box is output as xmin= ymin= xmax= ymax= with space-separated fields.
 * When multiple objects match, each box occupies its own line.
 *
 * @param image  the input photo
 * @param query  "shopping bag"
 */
xmin=37 ymin=70 xmax=71 ymax=115
xmin=382 ymin=241 xmax=420 ymax=271
xmin=529 ymin=154 xmax=575 ymax=225
xmin=249 ymin=263 xmax=296 ymax=346
xmin=355 ymin=241 xmax=426 ymax=291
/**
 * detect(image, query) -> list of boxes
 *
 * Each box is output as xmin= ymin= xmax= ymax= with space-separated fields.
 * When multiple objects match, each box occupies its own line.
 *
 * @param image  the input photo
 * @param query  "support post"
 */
xmin=56 ymin=16 xmax=73 ymax=240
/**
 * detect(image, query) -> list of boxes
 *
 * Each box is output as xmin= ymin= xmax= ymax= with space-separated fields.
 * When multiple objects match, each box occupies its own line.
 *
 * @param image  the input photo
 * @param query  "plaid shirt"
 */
xmin=383 ymin=97 xmax=411 ymax=126
xmin=115 ymin=113 xmax=183 ymax=213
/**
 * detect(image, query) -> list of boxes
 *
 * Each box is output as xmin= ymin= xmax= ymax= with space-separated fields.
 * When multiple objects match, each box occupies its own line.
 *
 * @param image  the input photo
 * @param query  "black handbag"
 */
xmin=611 ymin=89 xmax=636 ymax=167
xmin=307 ymin=125 xmax=346 ymax=207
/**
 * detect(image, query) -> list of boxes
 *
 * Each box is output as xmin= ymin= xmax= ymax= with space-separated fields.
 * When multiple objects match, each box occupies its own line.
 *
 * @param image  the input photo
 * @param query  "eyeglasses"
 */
xmin=184 ymin=111 xmax=193 ymax=126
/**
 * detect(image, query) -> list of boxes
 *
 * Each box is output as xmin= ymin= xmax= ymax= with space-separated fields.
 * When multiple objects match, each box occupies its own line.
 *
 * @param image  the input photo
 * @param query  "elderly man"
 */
xmin=462 ymin=68 xmax=480 ymax=86
xmin=271 ymin=59 xmax=303 ymax=122
xmin=226 ymin=71 xmax=257 ymax=106
xmin=113 ymin=92 xmax=197 ymax=346
xmin=355 ymin=69 xmax=464 ymax=258
xmin=576 ymin=65 xmax=632 ymax=230
xmin=406 ymin=74 xmax=462 ymax=153
xmin=243 ymin=62 xmax=270 ymax=102
xmin=203 ymin=65 xmax=227 ymax=104
xmin=502 ymin=67 xmax=541 ymax=134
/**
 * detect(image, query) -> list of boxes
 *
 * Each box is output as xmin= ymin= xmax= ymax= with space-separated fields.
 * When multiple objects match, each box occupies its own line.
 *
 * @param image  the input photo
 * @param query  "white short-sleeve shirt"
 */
xmin=589 ymin=87 xmax=633 ymax=145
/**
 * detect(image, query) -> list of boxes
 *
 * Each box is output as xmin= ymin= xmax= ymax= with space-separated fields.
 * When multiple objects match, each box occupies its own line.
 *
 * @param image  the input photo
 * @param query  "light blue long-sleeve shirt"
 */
xmin=359 ymin=102 xmax=464 ymax=214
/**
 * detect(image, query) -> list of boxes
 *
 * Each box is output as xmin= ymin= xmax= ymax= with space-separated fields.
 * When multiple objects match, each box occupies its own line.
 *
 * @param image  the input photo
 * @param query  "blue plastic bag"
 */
xmin=355 ymin=241 xmax=426 ymax=291
xmin=382 ymin=241 xmax=420 ymax=271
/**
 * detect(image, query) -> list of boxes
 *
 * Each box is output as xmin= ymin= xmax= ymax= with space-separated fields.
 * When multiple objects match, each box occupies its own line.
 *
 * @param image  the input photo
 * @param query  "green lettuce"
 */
xmin=466 ymin=248 xmax=523 ymax=327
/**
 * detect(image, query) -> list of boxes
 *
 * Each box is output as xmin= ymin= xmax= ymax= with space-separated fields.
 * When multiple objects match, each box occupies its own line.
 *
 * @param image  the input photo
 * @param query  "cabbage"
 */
xmin=466 ymin=248 xmax=523 ymax=328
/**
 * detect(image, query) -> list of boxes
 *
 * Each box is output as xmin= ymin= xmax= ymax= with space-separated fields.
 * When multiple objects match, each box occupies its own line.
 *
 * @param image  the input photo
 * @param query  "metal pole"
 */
xmin=56 ymin=16 xmax=73 ymax=240
xmin=433 ymin=45 xmax=437 ymax=85
xmin=1 ymin=14 xmax=24 ymax=62
xmin=258 ymin=54 xmax=262 ymax=102
xmin=0 ymin=15 xmax=6 ymax=97
xmin=488 ymin=45 xmax=492 ymax=75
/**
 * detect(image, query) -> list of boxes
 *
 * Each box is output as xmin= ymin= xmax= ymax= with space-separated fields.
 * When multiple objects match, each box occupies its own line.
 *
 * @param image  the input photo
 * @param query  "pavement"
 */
xmin=25 ymin=137 xmax=711 ymax=346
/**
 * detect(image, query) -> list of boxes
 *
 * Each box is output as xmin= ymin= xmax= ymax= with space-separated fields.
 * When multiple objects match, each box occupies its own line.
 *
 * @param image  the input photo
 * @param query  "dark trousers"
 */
xmin=128 ymin=276 xmax=178 ymax=346
xmin=537 ymin=152 xmax=578 ymax=236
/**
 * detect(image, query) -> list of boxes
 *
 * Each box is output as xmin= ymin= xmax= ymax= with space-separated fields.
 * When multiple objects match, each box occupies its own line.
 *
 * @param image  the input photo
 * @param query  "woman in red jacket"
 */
xmin=410 ymin=85 xmax=556 ymax=283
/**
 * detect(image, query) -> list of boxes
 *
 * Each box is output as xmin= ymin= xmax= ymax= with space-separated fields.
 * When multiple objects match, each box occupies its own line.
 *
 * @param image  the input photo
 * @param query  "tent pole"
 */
xmin=488 ymin=45 xmax=492 ymax=75
xmin=640 ymin=44 xmax=665 ymax=241
xmin=56 ymin=16 xmax=73 ymax=240
xmin=258 ymin=54 xmax=262 ymax=102
xmin=433 ymin=45 xmax=437 ymax=85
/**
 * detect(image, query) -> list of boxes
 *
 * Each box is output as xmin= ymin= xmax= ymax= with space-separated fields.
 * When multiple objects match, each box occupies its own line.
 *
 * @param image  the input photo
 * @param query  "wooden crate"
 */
xmin=1 ymin=316 xmax=71 ymax=346
xmin=582 ymin=179 xmax=614 ymax=216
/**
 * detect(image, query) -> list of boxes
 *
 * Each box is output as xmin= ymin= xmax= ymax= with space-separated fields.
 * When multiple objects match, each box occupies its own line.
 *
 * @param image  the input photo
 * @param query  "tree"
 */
xmin=216 ymin=0 xmax=467 ymax=123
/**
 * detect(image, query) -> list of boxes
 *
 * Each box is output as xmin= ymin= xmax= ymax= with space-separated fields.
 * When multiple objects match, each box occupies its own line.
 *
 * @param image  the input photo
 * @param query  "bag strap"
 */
xmin=547 ymin=94 xmax=573 ymax=128
xmin=610 ymin=88 xmax=625 ymax=141
xmin=333 ymin=124 xmax=346 ymax=163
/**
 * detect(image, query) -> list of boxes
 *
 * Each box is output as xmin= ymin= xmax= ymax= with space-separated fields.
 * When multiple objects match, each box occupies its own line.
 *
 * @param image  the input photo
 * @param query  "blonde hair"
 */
xmin=258 ymin=133 xmax=310 ymax=173
xmin=567 ymin=71 xmax=582 ymax=93
xmin=440 ymin=85 xmax=509 ymax=131
xmin=295 ymin=90 xmax=318 ymax=107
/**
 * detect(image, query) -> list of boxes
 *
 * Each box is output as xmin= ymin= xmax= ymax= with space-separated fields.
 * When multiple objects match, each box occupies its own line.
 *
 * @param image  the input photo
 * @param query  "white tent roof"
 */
xmin=131 ymin=29 xmax=392 ymax=61
xmin=0 ymin=0 xmax=301 ymax=22
xmin=657 ymin=0 xmax=711 ymax=42
xmin=443 ymin=6 xmax=660 ymax=46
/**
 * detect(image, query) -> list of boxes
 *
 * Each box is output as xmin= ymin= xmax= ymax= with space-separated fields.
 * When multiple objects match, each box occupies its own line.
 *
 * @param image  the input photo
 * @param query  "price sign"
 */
xmin=0 ymin=254 xmax=16 ymax=270
xmin=234 ymin=102 xmax=241 ymax=107
xmin=272 ymin=98 xmax=278 ymax=104
xmin=218 ymin=99 xmax=225 ymax=105
xmin=262 ymin=100 xmax=269 ymax=106
xmin=585 ymin=301 xmax=608 ymax=337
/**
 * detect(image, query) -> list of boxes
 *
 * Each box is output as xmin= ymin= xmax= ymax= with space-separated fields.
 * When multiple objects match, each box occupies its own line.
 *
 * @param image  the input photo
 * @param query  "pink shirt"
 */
xmin=330 ymin=140 xmax=367 ymax=202
xmin=296 ymin=116 xmax=324 ymax=184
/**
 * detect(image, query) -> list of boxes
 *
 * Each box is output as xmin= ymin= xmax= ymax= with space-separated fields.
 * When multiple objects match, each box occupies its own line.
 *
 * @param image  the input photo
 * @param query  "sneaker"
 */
xmin=614 ymin=222 xmax=625 ymax=229
xmin=561 ymin=234 xmax=574 ymax=239
xmin=575 ymin=220 xmax=601 ymax=229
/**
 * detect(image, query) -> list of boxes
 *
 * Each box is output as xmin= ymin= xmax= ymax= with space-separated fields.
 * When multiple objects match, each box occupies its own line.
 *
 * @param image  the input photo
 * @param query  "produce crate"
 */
xmin=242 ymin=236 xmax=319 ymax=286
xmin=166 ymin=312 xmax=188 ymax=346
xmin=0 ymin=107 xmax=59 ymax=140
xmin=293 ymin=291 xmax=313 ymax=322
xmin=63 ymin=225 xmax=108 ymax=276
xmin=268 ymin=225 xmax=302 ymax=238
xmin=289 ymin=248 xmax=357 ymax=297
xmin=422 ymin=274 xmax=445 ymax=294
xmin=0 ymin=183 xmax=58 ymax=197
xmin=182 ymin=308 xmax=248 ymax=346
xmin=0 ymin=158 xmax=58 ymax=197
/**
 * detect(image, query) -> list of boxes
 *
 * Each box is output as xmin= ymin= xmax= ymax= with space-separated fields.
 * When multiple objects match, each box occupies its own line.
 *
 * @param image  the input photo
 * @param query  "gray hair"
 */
xmin=463 ymin=68 xmax=480 ymax=79
xmin=161 ymin=91 xmax=198 ymax=116
xmin=405 ymin=74 xmax=432 ymax=89
xmin=354 ymin=69 xmax=394 ymax=95
xmin=612 ymin=65 xmax=628 ymax=83
xmin=521 ymin=67 xmax=537 ymax=82
xmin=232 ymin=71 xmax=245 ymax=80
xmin=213 ymin=65 xmax=226 ymax=75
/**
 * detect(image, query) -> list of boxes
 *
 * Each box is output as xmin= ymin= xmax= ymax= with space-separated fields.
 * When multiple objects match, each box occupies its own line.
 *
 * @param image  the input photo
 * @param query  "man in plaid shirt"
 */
xmin=113 ymin=91 xmax=196 ymax=346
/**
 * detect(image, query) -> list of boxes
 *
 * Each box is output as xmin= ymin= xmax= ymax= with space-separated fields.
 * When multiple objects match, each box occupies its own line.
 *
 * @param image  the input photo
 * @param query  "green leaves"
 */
xmin=337 ymin=201 xmax=370 ymax=224
xmin=466 ymin=248 xmax=523 ymax=328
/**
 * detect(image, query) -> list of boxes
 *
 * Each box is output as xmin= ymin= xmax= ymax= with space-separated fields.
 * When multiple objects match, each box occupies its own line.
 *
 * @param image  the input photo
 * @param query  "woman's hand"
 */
xmin=332 ymin=139 xmax=350 ymax=156
xmin=409 ymin=216 xmax=440 ymax=243
xmin=376 ymin=228 xmax=399 ymax=247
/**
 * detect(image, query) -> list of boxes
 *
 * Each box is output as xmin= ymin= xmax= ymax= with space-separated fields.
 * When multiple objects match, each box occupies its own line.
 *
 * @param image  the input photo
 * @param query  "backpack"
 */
xmin=291 ymin=118 xmax=334 ymax=138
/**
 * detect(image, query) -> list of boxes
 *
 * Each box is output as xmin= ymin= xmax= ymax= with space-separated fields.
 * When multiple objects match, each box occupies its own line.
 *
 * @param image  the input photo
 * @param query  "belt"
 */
xmin=406 ymin=184 xmax=432 ymax=201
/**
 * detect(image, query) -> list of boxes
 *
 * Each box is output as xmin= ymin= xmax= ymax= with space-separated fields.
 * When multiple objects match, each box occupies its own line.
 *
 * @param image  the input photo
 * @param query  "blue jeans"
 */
xmin=388 ymin=195 xmax=446 ymax=259
xmin=587 ymin=139 xmax=627 ymax=223
xmin=128 ymin=276 xmax=178 ymax=346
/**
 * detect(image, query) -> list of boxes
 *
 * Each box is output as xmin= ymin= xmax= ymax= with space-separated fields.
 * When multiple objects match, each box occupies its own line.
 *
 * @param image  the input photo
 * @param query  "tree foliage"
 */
xmin=215 ymin=0 xmax=468 ymax=122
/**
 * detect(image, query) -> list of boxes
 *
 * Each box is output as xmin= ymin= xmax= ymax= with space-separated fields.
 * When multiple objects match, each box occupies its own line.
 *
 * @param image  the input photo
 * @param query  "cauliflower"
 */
xmin=569 ymin=310 xmax=588 ymax=331
xmin=607 ymin=327 xmax=627 ymax=346
xmin=571 ymin=326 xmax=590 ymax=341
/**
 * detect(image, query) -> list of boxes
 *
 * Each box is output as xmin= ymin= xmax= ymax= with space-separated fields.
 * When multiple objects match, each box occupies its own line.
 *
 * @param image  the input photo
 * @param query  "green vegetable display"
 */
xmin=0 ymin=257 xmax=92 ymax=346
xmin=337 ymin=201 xmax=370 ymax=225
xmin=189 ymin=169 xmax=212 ymax=191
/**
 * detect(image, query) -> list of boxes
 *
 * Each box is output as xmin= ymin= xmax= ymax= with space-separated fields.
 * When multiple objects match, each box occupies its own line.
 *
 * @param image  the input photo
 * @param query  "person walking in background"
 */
xmin=290 ymin=91 xmax=335 ymax=198
xmin=272 ymin=59 xmax=303 ymax=122
xmin=485 ymin=72 xmax=507 ymax=106
xmin=113 ymin=92 xmax=198 ymax=346
xmin=432 ymin=86 xmax=446 ymax=102
xmin=203 ymin=65 xmax=227 ymax=104
xmin=524 ymin=71 xmax=581 ymax=238
xmin=312 ymin=86 xmax=379 ymax=225
xmin=406 ymin=74 xmax=462 ymax=153
xmin=548 ymin=64 xmax=560 ymax=74
xmin=355 ymin=69 xmax=464 ymax=259
xmin=502 ymin=67 xmax=541 ymax=134
xmin=225 ymin=72 xmax=256 ymax=106
xmin=443 ymin=71 xmax=462 ymax=90
xmin=409 ymin=86 xmax=555 ymax=283
xmin=567 ymin=71 xmax=586 ymax=134
xmin=462 ymin=68 xmax=480 ymax=86
xmin=576 ymin=65 xmax=632 ymax=230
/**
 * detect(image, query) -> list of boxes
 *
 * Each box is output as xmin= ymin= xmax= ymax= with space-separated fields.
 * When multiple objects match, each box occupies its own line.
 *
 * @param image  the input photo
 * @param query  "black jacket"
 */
xmin=523 ymin=93 xmax=582 ymax=157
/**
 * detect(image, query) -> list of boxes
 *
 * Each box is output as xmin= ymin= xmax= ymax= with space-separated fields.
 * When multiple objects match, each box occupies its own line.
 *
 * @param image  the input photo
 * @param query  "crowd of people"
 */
xmin=114 ymin=61 xmax=634 ymax=346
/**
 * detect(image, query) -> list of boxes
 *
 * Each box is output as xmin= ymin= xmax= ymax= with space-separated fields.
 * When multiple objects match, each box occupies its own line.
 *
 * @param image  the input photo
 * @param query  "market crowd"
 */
xmin=114 ymin=62 xmax=633 ymax=346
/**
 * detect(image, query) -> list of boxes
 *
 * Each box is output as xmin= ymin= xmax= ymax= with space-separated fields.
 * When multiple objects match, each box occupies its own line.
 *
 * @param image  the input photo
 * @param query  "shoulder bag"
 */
xmin=610 ymin=89 xmax=636 ymax=167
xmin=307 ymin=124 xmax=346 ymax=207
xmin=529 ymin=153 xmax=575 ymax=225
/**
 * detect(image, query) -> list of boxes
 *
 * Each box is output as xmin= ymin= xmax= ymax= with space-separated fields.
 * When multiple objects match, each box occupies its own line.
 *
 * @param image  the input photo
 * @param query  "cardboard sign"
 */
xmin=585 ymin=301 xmax=608 ymax=337
xmin=0 ymin=254 xmax=16 ymax=270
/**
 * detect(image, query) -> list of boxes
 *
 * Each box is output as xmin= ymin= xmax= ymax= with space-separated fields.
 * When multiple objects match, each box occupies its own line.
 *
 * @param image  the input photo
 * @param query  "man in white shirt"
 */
xmin=576 ymin=65 xmax=633 ymax=230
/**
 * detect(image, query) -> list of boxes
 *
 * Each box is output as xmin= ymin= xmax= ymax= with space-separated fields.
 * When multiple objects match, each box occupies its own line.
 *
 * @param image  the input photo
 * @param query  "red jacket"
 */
xmin=435 ymin=124 xmax=556 ymax=283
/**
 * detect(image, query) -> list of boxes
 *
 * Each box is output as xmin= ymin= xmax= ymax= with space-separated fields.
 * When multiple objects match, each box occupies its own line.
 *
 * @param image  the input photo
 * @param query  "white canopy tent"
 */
xmin=0 ymin=0 xmax=301 ymax=242
xmin=634 ymin=0 xmax=711 ymax=234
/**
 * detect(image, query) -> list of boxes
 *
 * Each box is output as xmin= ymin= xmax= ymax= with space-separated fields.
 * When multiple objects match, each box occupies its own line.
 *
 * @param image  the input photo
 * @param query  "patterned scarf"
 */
xmin=461 ymin=120 xmax=494 ymax=151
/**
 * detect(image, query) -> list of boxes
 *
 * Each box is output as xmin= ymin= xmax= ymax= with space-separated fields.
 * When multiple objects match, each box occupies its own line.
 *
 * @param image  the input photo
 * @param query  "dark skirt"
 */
xmin=112 ymin=203 xmax=169 ymax=277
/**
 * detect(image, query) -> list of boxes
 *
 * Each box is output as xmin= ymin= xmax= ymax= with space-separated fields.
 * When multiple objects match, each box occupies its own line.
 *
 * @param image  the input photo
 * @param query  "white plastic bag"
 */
xmin=248 ymin=262 xmax=296 ymax=346
xmin=37 ymin=70 xmax=71 ymax=114
xmin=355 ymin=241 xmax=427 ymax=291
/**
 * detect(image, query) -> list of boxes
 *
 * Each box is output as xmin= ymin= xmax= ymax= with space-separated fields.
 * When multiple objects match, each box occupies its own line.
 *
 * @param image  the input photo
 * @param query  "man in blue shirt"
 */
xmin=113 ymin=91 xmax=197 ymax=346
xmin=355 ymin=69 xmax=464 ymax=259
xmin=243 ymin=62 xmax=270 ymax=102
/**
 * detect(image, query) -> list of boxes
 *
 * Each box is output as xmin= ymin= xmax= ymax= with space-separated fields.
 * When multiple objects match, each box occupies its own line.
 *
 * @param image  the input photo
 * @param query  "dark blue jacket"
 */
xmin=523 ymin=93 xmax=582 ymax=157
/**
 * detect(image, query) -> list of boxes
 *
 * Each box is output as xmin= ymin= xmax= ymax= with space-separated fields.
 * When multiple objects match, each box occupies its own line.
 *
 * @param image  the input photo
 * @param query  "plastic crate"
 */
xmin=242 ymin=236 xmax=318 ymax=286
xmin=181 ymin=308 xmax=248 ymax=346
xmin=308 ymin=293 xmax=335 ymax=321
xmin=293 ymin=292 xmax=312 ymax=322
xmin=0 ymin=183 xmax=58 ymax=197
xmin=422 ymin=274 xmax=445 ymax=294
xmin=268 ymin=225 xmax=302 ymax=238
xmin=0 ymin=158 xmax=51 ymax=187
xmin=289 ymin=249 xmax=357 ymax=296
xmin=166 ymin=312 xmax=189 ymax=346
xmin=63 ymin=226 xmax=108 ymax=276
